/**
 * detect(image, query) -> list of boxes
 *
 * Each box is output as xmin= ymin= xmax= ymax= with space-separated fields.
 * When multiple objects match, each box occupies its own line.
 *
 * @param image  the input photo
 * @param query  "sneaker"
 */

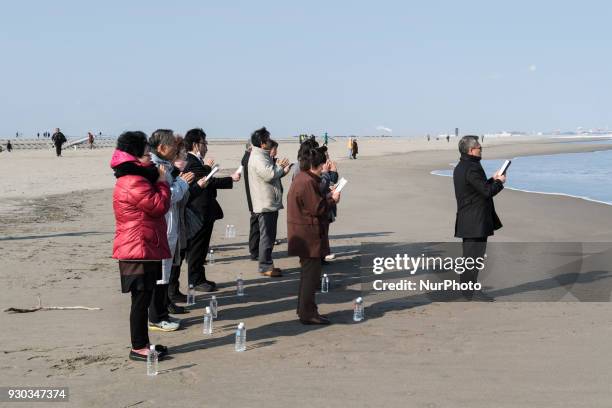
xmin=149 ymin=320 xmax=180 ymax=332
xmin=324 ymin=254 xmax=336 ymax=261
xmin=168 ymin=316 xmax=182 ymax=325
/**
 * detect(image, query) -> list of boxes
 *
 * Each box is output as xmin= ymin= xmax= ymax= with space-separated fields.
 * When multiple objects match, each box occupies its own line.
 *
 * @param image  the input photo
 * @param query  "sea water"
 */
xmin=432 ymin=148 xmax=612 ymax=206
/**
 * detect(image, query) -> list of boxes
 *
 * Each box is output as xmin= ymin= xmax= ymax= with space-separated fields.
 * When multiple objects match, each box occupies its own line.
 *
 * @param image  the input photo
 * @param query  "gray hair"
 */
xmin=458 ymin=135 xmax=480 ymax=155
xmin=149 ymin=129 xmax=175 ymax=150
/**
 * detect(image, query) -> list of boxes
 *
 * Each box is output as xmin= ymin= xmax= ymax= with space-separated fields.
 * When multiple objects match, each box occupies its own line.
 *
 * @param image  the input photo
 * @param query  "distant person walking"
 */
xmin=88 ymin=132 xmax=95 ymax=149
xmin=51 ymin=128 xmax=67 ymax=157
xmin=351 ymin=138 xmax=358 ymax=159
xmin=6 ymin=140 xmax=13 ymax=152
xmin=446 ymin=135 xmax=450 ymax=143
xmin=110 ymin=131 xmax=172 ymax=362
xmin=347 ymin=137 xmax=353 ymax=159
xmin=248 ymin=127 xmax=291 ymax=277
xmin=453 ymin=135 xmax=506 ymax=301
xmin=324 ymin=132 xmax=329 ymax=146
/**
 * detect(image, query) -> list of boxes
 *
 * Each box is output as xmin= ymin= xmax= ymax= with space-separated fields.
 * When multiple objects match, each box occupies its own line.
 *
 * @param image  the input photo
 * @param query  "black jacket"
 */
xmin=241 ymin=150 xmax=253 ymax=213
xmin=184 ymin=153 xmax=233 ymax=222
xmin=52 ymin=132 xmax=66 ymax=146
xmin=453 ymin=153 xmax=504 ymax=238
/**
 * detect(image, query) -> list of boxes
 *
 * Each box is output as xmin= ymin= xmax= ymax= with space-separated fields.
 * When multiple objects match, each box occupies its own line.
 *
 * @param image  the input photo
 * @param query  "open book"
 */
xmin=335 ymin=177 xmax=348 ymax=193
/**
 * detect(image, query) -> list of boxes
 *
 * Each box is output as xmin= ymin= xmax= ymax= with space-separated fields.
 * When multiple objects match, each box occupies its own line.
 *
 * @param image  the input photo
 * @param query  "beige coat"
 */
xmin=247 ymin=146 xmax=286 ymax=213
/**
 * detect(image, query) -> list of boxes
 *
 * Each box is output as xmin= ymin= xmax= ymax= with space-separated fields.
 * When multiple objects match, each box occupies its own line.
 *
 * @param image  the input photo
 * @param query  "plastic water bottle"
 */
xmin=353 ymin=297 xmax=365 ymax=322
xmin=203 ymin=306 xmax=213 ymax=335
xmin=237 ymin=273 xmax=245 ymax=296
xmin=230 ymin=225 xmax=236 ymax=238
xmin=208 ymin=249 xmax=215 ymax=264
xmin=235 ymin=322 xmax=246 ymax=352
xmin=321 ymin=274 xmax=329 ymax=293
xmin=210 ymin=295 xmax=218 ymax=318
xmin=186 ymin=284 xmax=195 ymax=306
xmin=147 ymin=345 xmax=158 ymax=376
xmin=225 ymin=224 xmax=230 ymax=238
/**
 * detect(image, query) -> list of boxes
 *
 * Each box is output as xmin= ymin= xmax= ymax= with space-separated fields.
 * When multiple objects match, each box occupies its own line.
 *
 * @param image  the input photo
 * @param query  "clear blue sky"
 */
xmin=1 ymin=1 xmax=611 ymax=137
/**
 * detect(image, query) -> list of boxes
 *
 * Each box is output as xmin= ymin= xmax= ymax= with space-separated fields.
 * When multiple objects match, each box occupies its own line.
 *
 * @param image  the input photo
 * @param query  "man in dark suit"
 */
xmin=183 ymin=128 xmax=240 ymax=292
xmin=241 ymin=145 xmax=260 ymax=260
xmin=453 ymin=135 xmax=506 ymax=301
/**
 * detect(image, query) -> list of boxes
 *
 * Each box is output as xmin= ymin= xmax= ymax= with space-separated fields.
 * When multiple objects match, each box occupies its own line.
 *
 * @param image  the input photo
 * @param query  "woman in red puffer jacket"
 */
xmin=110 ymin=131 xmax=171 ymax=362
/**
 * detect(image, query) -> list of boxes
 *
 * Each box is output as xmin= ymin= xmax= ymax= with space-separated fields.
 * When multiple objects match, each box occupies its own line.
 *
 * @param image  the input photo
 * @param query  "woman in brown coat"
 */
xmin=287 ymin=147 xmax=341 ymax=325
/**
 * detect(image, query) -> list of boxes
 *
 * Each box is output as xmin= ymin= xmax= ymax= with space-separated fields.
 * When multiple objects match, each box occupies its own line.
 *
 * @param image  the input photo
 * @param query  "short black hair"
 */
xmin=299 ymin=146 xmax=326 ymax=171
xmin=184 ymin=128 xmax=206 ymax=151
xmin=269 ymin=139 xmax=278 ymax=149
xmin=297 ymin=138 xmax=319 ymax=160
xmin=251 ymin=127 xmax=270 ymax=147
xmin=116 ymin=131 xmax=148 ymax=158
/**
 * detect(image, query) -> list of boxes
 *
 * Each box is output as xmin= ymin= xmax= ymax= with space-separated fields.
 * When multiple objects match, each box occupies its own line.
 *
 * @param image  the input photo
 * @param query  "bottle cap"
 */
xmin=238 ymin=322 xmax=245 ymax=329
xmin=356 ymin=297 xmax=363 ymax=303
xmin=323 ymin=273 xmax=328 ymax=277
xmin=149 ymin=344 xmax=155 ymax=351
xmin=205 ymin=306 xmax=211 ymax=314
xmin=211 ymin=295 xmax=216 ymax=299
xmin=189 ymin=284 xmax=194 ymax=288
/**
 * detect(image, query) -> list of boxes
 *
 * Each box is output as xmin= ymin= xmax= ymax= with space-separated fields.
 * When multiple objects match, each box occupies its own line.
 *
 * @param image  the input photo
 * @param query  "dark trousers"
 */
xmin=186 ymin=218 xmax=215 ymax=286
xmin=249 ymin=212 xmax=260 ymax=259
xmin=461 ymin=237 xmax=488 ymax=292
xmin=149 ymin=283 xmax=169 ymax=323
xmin=55 ymin=144 xmax=62 ymax=156
xmin=297 ymin=257 xmax=322 ymax=320
xmin=168 ymin=251 xmax=184 ymax=297
xmin=256 ymin=211 xmax=278 ymax=272
xmin=130 ymin=288 xmax=153 ymax=349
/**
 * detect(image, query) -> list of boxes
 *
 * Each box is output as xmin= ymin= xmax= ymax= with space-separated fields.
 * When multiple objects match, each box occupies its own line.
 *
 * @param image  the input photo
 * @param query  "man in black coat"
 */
xmin=241 ymin=146 xmax=260 ymax=260
xmin=51 ymin=128 xmax=67 ymax=157
xmin=183 ymin=128 xmax=240 ymax=292
xmin=453 ymin=135 xmax=506 ymax=301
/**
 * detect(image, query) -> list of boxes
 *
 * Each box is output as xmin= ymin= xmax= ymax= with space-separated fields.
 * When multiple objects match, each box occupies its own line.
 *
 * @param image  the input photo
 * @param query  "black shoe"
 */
xmin=170 ymin=291 xmax=187 ymax=303
xmin=194 ymin=282 xmax=217 ymax=292
xmin=471 ymin=291 xmax=495 ymax=302
xmin=168 ymin=303 xmax=188 ymax=314
xmin=300 ymin=316 xmax=331 ymax=325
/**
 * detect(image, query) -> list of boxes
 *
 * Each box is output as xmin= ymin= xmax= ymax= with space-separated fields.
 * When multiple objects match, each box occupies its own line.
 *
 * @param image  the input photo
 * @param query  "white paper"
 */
xmin=204 ymin=165 xmax=220 ymax=182
xmin=335 ymin=177 xmax=348 ymax=193
xmin=236 ymin=165 xmax=244 ymax=174
xmin=498 ymin=160 xmax=511 ymax=176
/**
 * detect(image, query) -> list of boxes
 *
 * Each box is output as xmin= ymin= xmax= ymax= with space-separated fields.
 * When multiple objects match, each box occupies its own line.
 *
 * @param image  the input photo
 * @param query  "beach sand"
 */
xmin=1 ymin=137 xmax=612 ymax=407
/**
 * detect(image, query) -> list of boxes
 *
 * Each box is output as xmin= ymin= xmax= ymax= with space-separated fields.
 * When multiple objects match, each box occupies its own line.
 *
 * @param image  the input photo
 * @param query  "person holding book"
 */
xmin=183 ymin=128 xmax=240 ymax=292
xmin=288 ymin=146 xmax=341 ymax=324
xmin=453 ymin=135 xmax=506 ymax=301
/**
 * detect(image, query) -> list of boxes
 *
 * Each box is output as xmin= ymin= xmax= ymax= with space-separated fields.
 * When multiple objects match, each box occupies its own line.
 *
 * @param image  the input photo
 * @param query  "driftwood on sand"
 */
xmin=3 ymin=295 xmax=102 ymax=314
